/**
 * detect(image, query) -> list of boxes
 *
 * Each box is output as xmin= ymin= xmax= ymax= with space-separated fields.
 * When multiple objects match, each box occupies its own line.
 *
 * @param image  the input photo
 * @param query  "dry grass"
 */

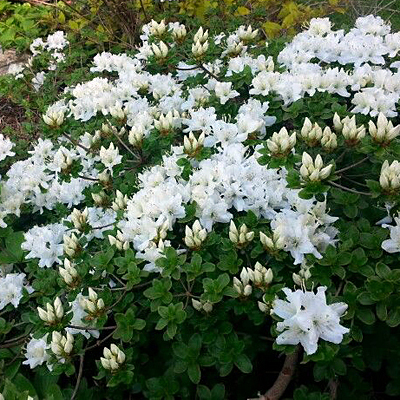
xmin=347 ymin=0 xmax=400 ymax=27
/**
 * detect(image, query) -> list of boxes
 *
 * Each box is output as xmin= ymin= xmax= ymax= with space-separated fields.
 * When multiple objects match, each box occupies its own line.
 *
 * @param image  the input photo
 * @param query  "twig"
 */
xmin=328 ymin=180 xmax=372 ymax=196
xmin=199 ymin=64 xmax=220 ymax=81
xmin=335 ymin=156 xmax=369 ymax=174
xmin=328 ymin=379 xmax=338 ymax=400
xmin=249 ymin=346 xmax=300 ymax=400
xmin=111 ymin=274 xmax=125 ymax=287
xmin=0 ymin=335 xmax=28 ymax=349
xmin=335 ymin=281 xmax=345 ymax=297
xmin=139 ymin=0 xmax=149 ymax=21
xmin=84 ymin=329 xmax=116 ymax=352
xmin=106 ymin=287 xmax=128 ymax=311
xmin=71 ymin=354 xmax=84 ymax=400
xmin=77 ymin=174 xmax=99 ymax=182
xmin=341 ymin=175 xmax=368 ymax=188
xmin=92 ymin=222 xmax=115 ymax=230
xmin=111 ymin=129 xmax=140 ymax=161
xmin=67 ymin=325 xmax=116 ymax=331
xmin=62 ymin=133 xmax=90 ymax=153
xmin=3 ymin=329 xmax=31 ymax=344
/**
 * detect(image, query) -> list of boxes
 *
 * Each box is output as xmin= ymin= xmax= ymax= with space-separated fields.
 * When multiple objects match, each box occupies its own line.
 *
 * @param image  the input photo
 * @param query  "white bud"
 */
xmin=202 ymin=301 xmax=213 ymax=313
xmin=244 ymin=284 xmax=252 ymax=297
xmin=258 ymin=301 xmax=268 ymax=313
xmin=192 ymin=299 xmax=203 ymax=311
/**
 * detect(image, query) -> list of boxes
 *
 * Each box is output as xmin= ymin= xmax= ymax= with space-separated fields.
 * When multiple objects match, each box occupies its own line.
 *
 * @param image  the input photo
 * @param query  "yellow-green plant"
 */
xmin=38 ymin=0 xmax=349 ymax=50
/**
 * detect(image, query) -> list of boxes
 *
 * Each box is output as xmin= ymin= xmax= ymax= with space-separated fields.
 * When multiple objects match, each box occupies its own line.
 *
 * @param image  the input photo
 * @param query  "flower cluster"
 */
xmin=9 ymin=31 xmax=69 ymax=90
xmin=0 ymin=273 xmax=33 ymax=310
xmin=272 ymin=287 xmax=349 ymax=355
xmin=382 ymin=214 xmax=400 ymax=253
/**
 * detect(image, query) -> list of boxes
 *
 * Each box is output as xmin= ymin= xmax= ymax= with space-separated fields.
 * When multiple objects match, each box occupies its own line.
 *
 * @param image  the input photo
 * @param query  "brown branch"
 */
xmin=83 ymin=329 xmax=116 ymax=352
xmin=328 ymin=180 xmax=372 ymax=196
xmin=199 ymin=64 xmax=220 ymax=81
xmin=335 ymin=156 xmax=369 ymax=174
xmin=67 ymin=325 xmax=116 ymax=331
xmin=71 ymin=354 xmax=84 ymax=400
xmin=62 ymin=132 xmax=90 ymax=153
xmin=0 ymin=335 xmax=28 ymax=349
xmin=77 ymin=174 xmax=99 ymax=182
xmin=139 ymin=0 xmax=149 ymax=22
xmin=328 ymin=379 xmax=338 ymax=400
xmin=91 ymin=222 xmax=115 ymax=230
xmin=249 ymin=346 xmax=300 ymax=400
xmin=110 ymin=127 xmax=141 ymax=161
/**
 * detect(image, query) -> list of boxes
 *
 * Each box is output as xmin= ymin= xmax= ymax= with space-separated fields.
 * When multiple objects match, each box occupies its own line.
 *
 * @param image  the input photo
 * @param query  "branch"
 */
xmin=139 ymin=0 xmax=149 ymax=22
xmin=77 ymin=174 xmax=99 ymax=182
xmin=111 ymin=127 xmax=140 ymax=161
xmin=84 ymin=329 xmax=116 ymax=352
xmin=0 ymin=336 xmax=28 ymax=348
xmin=71 ymin=354 xmax=84 ymax=400
xmin=62 ymin=132 xmax=90 ymax=153
xmin=199 ymin=64 xmax=220 ymax=81
xmin=335 ymin=156 xmax=369 ymax=174
xmin=328 ymin=180 xmax=372 ymax=196
xmin=67 ymin=325 xmax=116 ymax=331
xmin=249 ymin=346 xmax=300 ymax=400
xmin=328 ymin=379 xmax=338 ymax=400
xmin=91 ymin=222 xmax=115 ymax=230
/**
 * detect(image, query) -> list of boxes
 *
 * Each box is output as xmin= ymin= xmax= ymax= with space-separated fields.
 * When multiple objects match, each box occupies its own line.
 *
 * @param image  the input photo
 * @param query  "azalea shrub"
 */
xmin=1 ymin=14 xmax=400 ymax=400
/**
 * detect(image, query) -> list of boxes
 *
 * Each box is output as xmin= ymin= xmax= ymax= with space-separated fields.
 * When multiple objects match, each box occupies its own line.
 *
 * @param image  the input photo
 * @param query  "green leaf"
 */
xmin=386 ymin=309 xmax=400 ymax=327
xmin=235 ymin=354 xmax=252 ymax=373
xmin=188 ymin=333 xmax=202 ymax=354
xmin=4 ymin=360 xmax=20 ymax=380
xmin=376 ymin=262 xmax=391 ymax=279
xmin=13 ymin=373 xmax=37 ymax=397
xmin=187 ymin=363 xmax=201 ymax=384
xmin=357 ymin=292 xmax=375 ymax=305
xmin=332 ymin=358 xmax=347 ymax=375
xmin=172 ymin=342 xmax=189 ymax=359
xmin=132 ymin=318 xmax=146 ymax=330
xmin=219 ymin=362 xmax=233 ymax=377
xmin=376 ymin=302 xmax=387 ymax=321
xmin=211 ymin=384 xmax=225 ymax=400
xmin=351 ymin=248 xmax=367 ymax=266
xmin=197 ymin=385 xmax=211 ymax=400
xmin=356 ymin=308 xmax=376 ymax=325
xmin=344 ymin=204 xmax=358 ymax=218
xmin=313 ymin=363 xmax=327 ymax=381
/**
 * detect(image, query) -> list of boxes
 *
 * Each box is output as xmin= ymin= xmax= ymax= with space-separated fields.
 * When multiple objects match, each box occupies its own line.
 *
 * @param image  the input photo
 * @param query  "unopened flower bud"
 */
xmin=380 ymin=160 xmax=400 ymax=193
xmin=192 ymin=299 xmax=202 ymax=311
xmin=172 ymin=24 xmax=187 ymax=42
xmin=149 ymin=19 xmax=166 ymax=37
xmin=192 ymin=40 xmax=209 ymax=59
xmin=266 ymin=127 xmax=296 ymax=157
xmin=101 ymin=344 xmax=125 ymax=371
xmin=194 ymin=27 xmax=208 ymax=43
xmin=369 ymin=112 xmax=400 ymax=145
xmin=300 ymin=152 xmax=332 ymax=182
xmin=184 ymin=132 xmax=205 ymax=156
xmin=43 ymin=109 xmax=64 ymax=128
xmin=184 ymin=220 xmax=207 ymax=249
xmin=128 ymin=125 xmax=144 ymax=148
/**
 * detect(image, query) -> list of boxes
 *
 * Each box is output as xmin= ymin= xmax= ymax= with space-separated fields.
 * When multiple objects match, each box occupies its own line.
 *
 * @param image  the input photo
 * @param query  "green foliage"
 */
xmin=0 ymin=1 xmax=52 ymax=50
